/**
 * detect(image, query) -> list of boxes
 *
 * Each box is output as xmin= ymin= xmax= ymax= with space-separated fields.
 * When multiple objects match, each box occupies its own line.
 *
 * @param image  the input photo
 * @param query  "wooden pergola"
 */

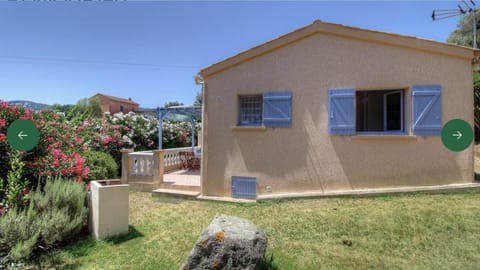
xmin=156 ymin=106 xmax=201 ymax=152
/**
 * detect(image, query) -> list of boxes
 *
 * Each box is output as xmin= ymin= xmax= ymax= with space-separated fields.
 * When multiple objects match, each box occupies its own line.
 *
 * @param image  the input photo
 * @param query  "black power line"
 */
xmin=0 ymin=55 xmax=200 ymax=70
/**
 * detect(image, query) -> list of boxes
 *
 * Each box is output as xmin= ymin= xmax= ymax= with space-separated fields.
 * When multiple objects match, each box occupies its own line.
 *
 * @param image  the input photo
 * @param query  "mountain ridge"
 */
xmin=7 ymin=100 xmax=50 ymax=111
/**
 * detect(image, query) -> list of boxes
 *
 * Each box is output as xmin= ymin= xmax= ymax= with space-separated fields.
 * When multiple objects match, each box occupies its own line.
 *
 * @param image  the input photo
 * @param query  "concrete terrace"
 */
xmin=153 ymin=169 xmax=201 ymax=198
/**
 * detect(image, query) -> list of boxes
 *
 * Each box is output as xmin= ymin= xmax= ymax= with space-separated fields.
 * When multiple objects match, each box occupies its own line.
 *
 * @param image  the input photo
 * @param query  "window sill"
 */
xmin=351 ymin=135 xmax=418 ymax=140
xmin=232 ymin=126 xmax=267 ymax=131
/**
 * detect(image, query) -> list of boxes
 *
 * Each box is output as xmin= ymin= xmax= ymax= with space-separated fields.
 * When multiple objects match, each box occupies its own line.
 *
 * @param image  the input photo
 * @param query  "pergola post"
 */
xmin=158 ymin=115 xmax=162 ymax=149
xmin=156 ymin=106 xmax=201 ymax=151
xmin=191 ymin=117 xmax=196 ymax=153
xmin=157 ymin=108 xmax=169 ymax=150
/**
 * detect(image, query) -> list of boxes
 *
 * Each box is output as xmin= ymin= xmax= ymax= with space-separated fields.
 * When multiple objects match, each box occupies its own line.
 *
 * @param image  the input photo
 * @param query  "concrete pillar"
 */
xmin=120 ymin=148 xmax=134 ymax=184
xmin=153 ymin=149 xmax=166 ymax=188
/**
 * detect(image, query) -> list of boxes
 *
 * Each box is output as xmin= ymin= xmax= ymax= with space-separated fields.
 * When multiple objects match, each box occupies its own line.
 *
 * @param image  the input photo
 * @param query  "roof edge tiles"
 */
xmin=200 ymin=20 xmax=479 ymax=78
xmin=93 ymin=93 xmax=139 ymax=105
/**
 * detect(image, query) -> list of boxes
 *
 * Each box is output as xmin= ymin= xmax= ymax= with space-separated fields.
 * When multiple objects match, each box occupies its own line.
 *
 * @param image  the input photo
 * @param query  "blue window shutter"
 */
xmin=328 ymin=89 xmax=355 ymax=135
xmin=232 ymin=176 xmax=257 ymax=199
xmin=412 ymin=85 xmax=442 ymax=136
xmin=263 ymin=91 xmax=292 ymax=128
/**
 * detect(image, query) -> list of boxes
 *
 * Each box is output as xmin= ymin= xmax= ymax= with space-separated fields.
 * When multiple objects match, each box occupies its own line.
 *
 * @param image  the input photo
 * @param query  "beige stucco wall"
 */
xmin=201 ymin=32 xmax=474 ymax=197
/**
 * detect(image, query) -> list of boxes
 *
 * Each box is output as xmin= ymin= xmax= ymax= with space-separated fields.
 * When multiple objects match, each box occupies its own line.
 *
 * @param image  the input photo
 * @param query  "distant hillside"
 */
xmin=8 ymin=100 xmax=50 ymax=112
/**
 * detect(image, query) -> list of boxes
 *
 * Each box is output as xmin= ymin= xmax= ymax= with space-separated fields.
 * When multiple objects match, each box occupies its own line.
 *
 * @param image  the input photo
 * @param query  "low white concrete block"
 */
xmin=89 ymin=180 xmax=129 ymax=240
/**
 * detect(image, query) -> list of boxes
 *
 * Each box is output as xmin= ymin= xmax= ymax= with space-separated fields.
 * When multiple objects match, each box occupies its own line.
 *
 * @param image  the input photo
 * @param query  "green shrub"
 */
xmin=0 ymin=143 xmax=11 ymax=189
xmin=0 ymin=178 xmax=88 ymax=262
xmin=83 ymin=151 xmax=118 ymax=181
xmin=0 ymin=151 xmax=29 ymax=211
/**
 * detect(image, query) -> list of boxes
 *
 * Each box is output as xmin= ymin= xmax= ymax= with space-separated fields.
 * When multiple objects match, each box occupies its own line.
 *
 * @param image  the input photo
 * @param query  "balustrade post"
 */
xmin=153 ymin=150 xmax=166 ymax=187
xmin=120 ymin=148 xmax=134 ymax=184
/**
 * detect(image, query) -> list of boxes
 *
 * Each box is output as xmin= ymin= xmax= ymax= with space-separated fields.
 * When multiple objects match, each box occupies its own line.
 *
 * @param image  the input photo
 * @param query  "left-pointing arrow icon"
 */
xmin=7 ymin=120 xmax=39 ymax=151
xmin=18 ymin=130 xmax=28 ymax=140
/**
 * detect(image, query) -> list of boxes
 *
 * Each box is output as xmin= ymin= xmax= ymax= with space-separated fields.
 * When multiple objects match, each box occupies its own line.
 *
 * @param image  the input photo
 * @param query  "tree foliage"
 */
xmin=82 ymin=151 xmax=118 ymax=181
xmin=49 ymin=104 xmax=74 ymax=113
xmin=447 ymin=11 xmax=479 ymax=48
xmin=164 ymin=101 xmax=184 ymax=108
xmin=66 ymin=97 xmax=103 ymax=124
xmin=447 ymin=12 xmax=480 ymax=140
xmin=194 ymin=91 xmax=202 ymax=107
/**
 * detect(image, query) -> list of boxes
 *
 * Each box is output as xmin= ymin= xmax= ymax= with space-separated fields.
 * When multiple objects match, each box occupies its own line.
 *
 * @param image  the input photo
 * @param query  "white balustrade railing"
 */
xmin=126 ymin=146 xmax=201 ymax=177
xmin=163 ymin=146 xmax=200 ymax=171
xmin=122 ymin=146 xmax=202 ymax=190
xmin=128 ymin=152 xmax=154 ymax=176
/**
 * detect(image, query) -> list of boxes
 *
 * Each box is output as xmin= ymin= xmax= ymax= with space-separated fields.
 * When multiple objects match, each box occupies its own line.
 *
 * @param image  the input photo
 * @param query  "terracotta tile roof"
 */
xmin=200 ymin=20 xmax=479 ymax=77
xmin=92 ymin=93 xmax=139 ymax=105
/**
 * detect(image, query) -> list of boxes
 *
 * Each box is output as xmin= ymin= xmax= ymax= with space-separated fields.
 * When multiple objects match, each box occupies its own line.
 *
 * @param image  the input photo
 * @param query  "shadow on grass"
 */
xmin=106 ymin=225 xmax=144 ymax=245
xmin=152 ymin=196 xmax=186 ymax=205
xmin=29 ymin=225 xmax=144 ymax=269
xmin=31 ymin=253 xmax=82 ymax=270
xmin=261 ymin=254 xmax=280 ymax=270
xmin=27 ymin=232 xmax=97 ymax=270
xmin=64 ymin=235 xmax=98 ymax=258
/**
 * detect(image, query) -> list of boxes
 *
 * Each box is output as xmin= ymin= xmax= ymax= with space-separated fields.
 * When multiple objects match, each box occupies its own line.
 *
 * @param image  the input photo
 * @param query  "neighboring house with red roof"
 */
xmin=91 ymin=93 xmax=139 ymax=114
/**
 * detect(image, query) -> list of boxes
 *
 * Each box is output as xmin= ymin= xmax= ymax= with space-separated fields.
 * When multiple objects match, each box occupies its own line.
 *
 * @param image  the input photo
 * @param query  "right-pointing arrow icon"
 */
xmin=452 ymin=130 xmax=462 ymax=140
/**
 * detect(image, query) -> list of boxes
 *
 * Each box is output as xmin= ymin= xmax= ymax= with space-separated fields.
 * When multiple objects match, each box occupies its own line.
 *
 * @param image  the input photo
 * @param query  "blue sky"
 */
xmin=0 ymin=1 xmax=466 ymax=108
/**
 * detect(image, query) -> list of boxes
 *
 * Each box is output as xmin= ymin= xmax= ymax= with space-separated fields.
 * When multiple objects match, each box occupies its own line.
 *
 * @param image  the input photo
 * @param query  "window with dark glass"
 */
xmin=356 ymin=90 xmax=404 ymax=132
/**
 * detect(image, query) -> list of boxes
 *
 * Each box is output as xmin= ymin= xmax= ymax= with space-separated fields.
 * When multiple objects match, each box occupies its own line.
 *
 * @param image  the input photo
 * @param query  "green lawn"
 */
xmin=37 ymin=191 xmax=480 ymax=270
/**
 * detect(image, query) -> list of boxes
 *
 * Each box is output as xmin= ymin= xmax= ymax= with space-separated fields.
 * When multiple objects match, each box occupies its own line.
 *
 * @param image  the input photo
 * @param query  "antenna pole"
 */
xmin=432 ymin=1 xmax=477 ymax=49
xmin=474 ymin=10 xmax=477 ymax=48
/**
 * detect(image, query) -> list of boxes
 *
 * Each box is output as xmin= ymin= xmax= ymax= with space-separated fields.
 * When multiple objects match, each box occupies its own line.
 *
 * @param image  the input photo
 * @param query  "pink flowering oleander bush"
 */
xmin=0 ymin=101 xmax=31 ymax=182
xmin=0 ymin=100 xmax=202 ymax=211
xmin=0 ymin=101 xmax=91 ymax=196
xmin=23 ymin=110 xmax=96 ymax=185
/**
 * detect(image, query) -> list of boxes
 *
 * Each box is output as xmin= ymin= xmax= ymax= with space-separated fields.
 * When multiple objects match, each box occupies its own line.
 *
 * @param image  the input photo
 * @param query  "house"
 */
xmin=91 ymin=93 xmax=139 ymax=114
xmin=197 ymin=20 xmax=478 ymax=199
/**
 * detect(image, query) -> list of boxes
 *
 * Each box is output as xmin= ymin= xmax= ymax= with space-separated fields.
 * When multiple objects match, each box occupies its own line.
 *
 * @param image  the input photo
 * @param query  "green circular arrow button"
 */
xmin=441 ymin=119 xmax=473 ymax=152
xmin=7 ymin=120 xmax=39 ymax=151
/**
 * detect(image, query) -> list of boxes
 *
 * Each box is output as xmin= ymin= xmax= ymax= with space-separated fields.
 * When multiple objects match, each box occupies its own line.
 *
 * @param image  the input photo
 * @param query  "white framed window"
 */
xmin=356 ymin=90 xmax=404 ymax=133
xmin=328 ymin=85 xmax=441 ymax=136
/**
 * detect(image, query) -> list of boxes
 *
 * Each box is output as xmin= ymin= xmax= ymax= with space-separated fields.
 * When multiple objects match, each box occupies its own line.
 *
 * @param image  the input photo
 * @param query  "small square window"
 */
xmin=238 ymin=95 xmax=263 ymax=126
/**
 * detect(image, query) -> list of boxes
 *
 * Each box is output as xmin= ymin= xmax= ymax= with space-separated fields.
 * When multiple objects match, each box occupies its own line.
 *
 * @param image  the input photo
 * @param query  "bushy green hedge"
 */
xmin=0 ymin=178 xmax=88 ymax=262
xmin=82 ymin=151 xmax=118 ymax=181
xmin=0 ymin=144 xmax=10 ymax=186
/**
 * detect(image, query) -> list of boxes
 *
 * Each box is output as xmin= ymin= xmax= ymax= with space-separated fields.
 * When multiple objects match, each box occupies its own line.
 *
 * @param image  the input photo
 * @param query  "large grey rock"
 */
xmin=182 ymin=215 xmax=267 ymax=270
